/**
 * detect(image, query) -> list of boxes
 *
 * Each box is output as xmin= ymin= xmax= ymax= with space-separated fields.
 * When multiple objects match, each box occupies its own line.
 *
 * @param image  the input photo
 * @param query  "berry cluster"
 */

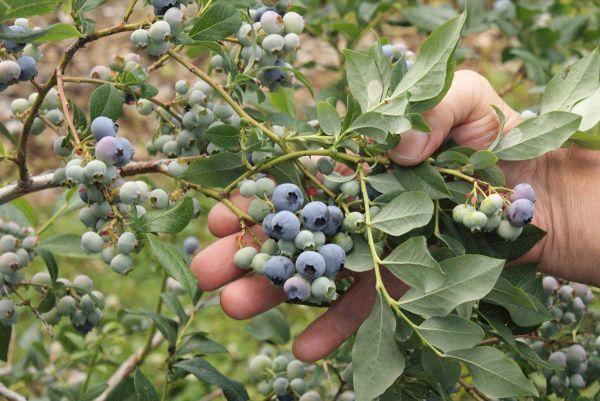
xmin=248 ymin=348 xmax=355 ymax=401
xmin=131 ymin=7 xmax=184 ymax=57
xmin=0 ymin=218 xmax=39 ymax=288
xmin=452 ymin=183 xmax=536 ymax=240
xmin=234 ymin=178 xmax=362 ymax=304
xmin=0 ymin=18 xmax=40 ymax=92
xmin=528 ymin=276 xmax=600 ymax=393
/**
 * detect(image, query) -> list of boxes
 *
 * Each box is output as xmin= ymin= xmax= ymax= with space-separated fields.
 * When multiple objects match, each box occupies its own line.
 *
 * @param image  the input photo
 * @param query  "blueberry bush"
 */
xmin=0 ymin=0 xmax=599 ymax=400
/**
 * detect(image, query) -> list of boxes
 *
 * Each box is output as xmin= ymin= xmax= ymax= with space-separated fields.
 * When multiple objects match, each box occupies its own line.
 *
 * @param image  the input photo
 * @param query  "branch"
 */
xmin=0 ymin=383 xmax=27 ymax=401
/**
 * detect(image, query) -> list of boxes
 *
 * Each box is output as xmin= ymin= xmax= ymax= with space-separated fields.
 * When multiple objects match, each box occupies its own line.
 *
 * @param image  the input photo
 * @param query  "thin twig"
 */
xmin=459 ymin=379 xmax=490 ymax=401
xmin=498 ymin=69 xmax=524 ymax=97
xmin=0 ymin=383 xmax=27 ymax=401
xmin=55 ymin=67 xmax=80 ymax=146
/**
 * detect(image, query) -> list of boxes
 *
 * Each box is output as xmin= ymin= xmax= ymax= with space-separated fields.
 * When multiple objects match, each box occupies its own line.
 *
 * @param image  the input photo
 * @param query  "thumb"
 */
xmin=389 ymin=70 xmax=522 ymax=166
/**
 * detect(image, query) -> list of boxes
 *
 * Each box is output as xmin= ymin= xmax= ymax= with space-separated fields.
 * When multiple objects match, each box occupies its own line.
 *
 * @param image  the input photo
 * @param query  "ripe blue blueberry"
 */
xmin=507 ymin=199 xmax=534 ymax=227
xmin=95 ymin=136 xmax=123 ymax=165
xmin=322 ymin=206 xmax=343 ymax=236
xmin=115 ymin=137 xmax=134 ymax=166
xmin=566 ymin=344 xmax=587 ymax=368
xmin=263 ymin=255 xmax=295 ymax=285
xmin=558 ymin=284 xmax=573 ymax=302
xmin=542 ymin=276 xmax=558 ymax=295
xmin=301 ymin=202 xmax=330 ymax=231
xmin=269 ymin=211 xmax=301 ymax=240
xmin=318 ymin=243 xmax=345 ymax=277
xmin=3 ymin=25 xmax=26 ymax=52
xmin=183 ymin=236 xmax=200 ymax=255
xmin=548 ymin=351 xmax=567 ymax=368
xmin=272 ymin=183 xmax=304 ymax=212
xmin=16 ymin=55 xmax=37 ymax=81
xmin=510 ymin=183 xmax=536 ymax=203
xmin=91 ymin=116 xmax=117 ymax=141
xmin=283 ymin=275 xmax=310 ymax=302
xmin=295 ymin=251 xmax=326 ymax=279
xmin=164 ymin=7 xmax=183 ymax=28
xmin=151 ymin=0 xmax=178 ymax=15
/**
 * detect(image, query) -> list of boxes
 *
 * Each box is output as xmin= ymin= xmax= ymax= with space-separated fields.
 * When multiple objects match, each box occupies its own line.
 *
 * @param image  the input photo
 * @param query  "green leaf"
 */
xmin=403 ymin=5 xmax=457 ymax=32
xmin=0 ymin=0 xmax=59 ymax=21
xmin=316 ymin=101 xmax=341 ymax=136
xmin=89 ymin=84 xmax=125 ymax=120
xmin=483 ymin=278 xmax=551 ymax=327
xmin=36 ymin=248 xmax=58 ymax=284
xmin=10 ymin=198 xmax=38 ymax=226
xmin=182 ymin=152 xmax=245 ymax=187
xmin=343 ymin=49 xmax=385 ymax=112
xmin=0 ymin=23 xmax=81 ymax=43
xmin=353 ymin=293 xmax=405 ymax=401
xmin=126 ymin=310 xmax=178 ymax=345
xmin=0 ymin=325 xmax=10 ymax=362
xmin=174 ymin=334 xmax=227 ymax=358
xmin=398 ymin=254 xmax=505 ymax=317
xmin=421 ymin=348 xmax=461 ymax=393
xmin=346 ymin=112 xmax=409 ymax=143
xmin=205 ymin=124 xmax=240 ymax=148
xmin=134 ymin=368 xmax=159 ymax=401
xmin=448 ymin=347 xmax=538 ymax=398
xmin=571 ymin=86 xmax=600 ymax=131
xmin=266 ymin=161 xmax=304 ymax=195
xmin=161 ymin=292 xmax=188 ymax=324
xmin=38 ymin=234 xmax=88 ymax=258
xmin=418 ymin=315 xmax=484 ymax=352
xmin=145 ymin=235 xmax=198 ymax=302
xmin=393 ymin=164 xmax=451 ymax=200
xmin=80 ymin=382 xmax=108 ymax=401
xmin=371 ymin=191 xmax=434 ymax=236
xmin=364 ymin=174 xmax=404 ymax=194
xmin=137 ymin=197 xmax=193 ymax=234
xmin=470 ymin=150 xmax=498 ymax=170
xmin=392 ymin=12 xmax=466 ymax=101
xmin=175 ymin=358 xmax=249 ymax=401
xmin=541 ymin=49 xmax=600 ymax=114
xmin=244 ymin=308 xmax=290 ymax=345
xmin=382 ymin=236 xmax=445 ymax=292
xmin=345 ymin=236 xmax=383 ymax=272
xmin=189 ymin=3 xmax=242 ymax=42
xmin=493 ymin=111 xmax=582 ymax=161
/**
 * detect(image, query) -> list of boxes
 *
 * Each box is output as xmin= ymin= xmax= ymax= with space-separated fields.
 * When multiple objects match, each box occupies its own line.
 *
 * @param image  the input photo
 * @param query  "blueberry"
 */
xmin=84 ymin=160 xmax=108 ymax=182
xmin=479 ymin=194 xmax=504 ymax=216
xmin=0 ymin=299 xmax=18 ymax=325
xmin=234 ymin=247 xmax=257 ymax=269
xmin=283 ymin=33 xmax=300 ymax=51
xmin=168 ymin=160 xmax=188 ymax=178
xmin=284 ymin=275 xmax=310 ymax=302
xmin=16 ymin=55 xmax=37 ymax=81
xmin=311 ymin=276 xmax=336 ymax=301
xmin=568 ymin=297 xmax=585 ymax=314
xmin=249 ymin=199 xmax=272 ymax=221
xmin=283 ymin=11 xmax=304 ymax=34
xmin=299 ymin=391 xmax=322 ymax=401
xmin=56 ymin=295 xmax=77 ymax=316
xmin=270 ymin=211 xmax=301 ymax=240
xmin=151 ymin=0 xmax=178 ymax=15
xmin=561 ymin=311 xmax=576 ymax=324
xmin=31 ymin=272 xmax=52 ymax=287
xmin=213 ymin=102 xmax=234 ymax=120
xmin=115 ymin=137 xmax=134 ymax=166
xmin=131 ymin=29 xmax=150 ymax=48
xmin=301 ymin=202 xmax=330 ymax=231
xmin=548 ymin=351 xmax=567 ymax=369
xmin=81 ymin=231 xmax=104 ymax=254
xmin=462 ymin=210 xmax=488 ymax=231
xmin=286 ymin=360 xmax=305 ymax=379
xmin=507 ymin=199 xmax=534 ymax=227
xmin=0 ymin=60 xmax=21 ymax=84
xmin=175 ymin=80 xmax=189 ymax=94
xmin=261 ymin=239 xmax=278 ymax=255
xmin=0 ymin=234 xmax=17 ymax=252
xmin=251 ymin=252 xmax=271 ymax=274
xmin=137 ymin=98 xmax=154 ymax=115
xmin=117 ymin=232 xmax=138 ymax=254
xmin=566 ymin=344 xmax=587 ymax=368
xmin=10 ymin=98 xmax=29 ymax=115
xmin=257 ymin=380 xmax=273 ymax=395
xmin=263 ymin=255 xmax=294 ymax=285
xmin=343 ymin=211 xmax=365 ymax=234
xmin=272 ymin=183 xmax=304 ymax=212
xmin=0 ymin=251 xmax=19 ymax=273
xmin=210 ymin=54 xmax=224 ymax=70
xmin=261 ymin=10 xmax=284 ymax=34
xmin=91 ymin=116 xmax=117 ymax=141
xmin=86 ymin=308 xmax=103 ymax=326
xmin=119 ymin=181 xmax=146 ymax=204
xmin=483 ymin=213 xmax=502 ymax=232
xmin=294 ymin=230 xmax=315 ymax=251
xmin=496 ymin=219 xmax=522 ymax=240
xmin=255 ymin=177 xmax=276 ymax=197
xmin=3 ymin=25 xmax=26 ymax=52
xmin=73 ymin=274 xmax=94 ymax=291
xmin=340 ymin=180 xmax=360 ymax=197
xmin=510 ymin=183 xmax=536 ymax=203
xmin=316 ymin=157 xmax=334 ymax=174
xmin=111 ymin=253 xmax=133 ymax=274
xmin=240 ymin=180 xmax=257 ymax=197
xmin=558 ymin=285 xmax=573 ymax=302
xmin=273 ymin=377 xmax=289 ymax=396
xmin=101 ymin=246 xmax=115 ymax=265
xmin=150 ymin=189 xmax=170 ymax=209
xmin=540 ymin=321 xmax=559 ymax=337
xmin=164 ymin=7 xmax=183 ymax=28
xmin=542 ymin=276 xmax=559 ymax=295
xmin=95 ymin=136 xmax=123 ymax=165
xmin=277 ymin=239 xmax=296 ymax=258
xmin=183 ymin=236 xmax=200 ymax=255
xmin=338 ymin=391 xmax=356 ymax=401
xmin=332 ymin=232 xmax=354 ymax=253
xmin=295 ymin=251 xmax=326 ymax=279
xmin=322 ymin=206 xmax=343 ymax=236
xmin=149 ymin=20 xmax=171 ymax=41
xmin=318 ymin=243 xmax=345 ymax=277
xmin=569 ymin=373 xmax=585 ymax=389
xmin=290 ymin=378 xmax=306 ymax=395
xmin=262 ymin=34 xmax=285 ymax=54
xmin=572 ymin=283 xmax=589 ymax=298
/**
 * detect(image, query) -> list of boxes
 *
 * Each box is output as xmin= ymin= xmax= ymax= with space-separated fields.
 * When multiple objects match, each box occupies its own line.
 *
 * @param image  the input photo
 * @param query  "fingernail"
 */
xmin=390 ymin=129 xmax=429 ymax=165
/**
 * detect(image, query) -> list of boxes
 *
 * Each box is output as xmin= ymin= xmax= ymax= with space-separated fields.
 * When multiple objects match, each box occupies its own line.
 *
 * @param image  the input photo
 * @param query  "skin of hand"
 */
xmin=191 ymin=69 xmax=600 ymax=363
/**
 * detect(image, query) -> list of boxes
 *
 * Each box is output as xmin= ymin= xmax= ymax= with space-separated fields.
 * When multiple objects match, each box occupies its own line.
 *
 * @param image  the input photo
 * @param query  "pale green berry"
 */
xmin=111 ymin=253 xmax=133 ymax=274
xmin=137 ymin=98 xmax=154 ymax=115
xmin=483 ymin=213 xmax=502 ymax=232
xmin=272 ymin=355 xmax=289 ymax=372
xmin=332 ymin=232 xmax=353 ymax=253
xmin=234 ymin=247 xmax=257 ymax=269
xmin=10 ymin=98 xmax=29 ymax=115
xmin=311 ymin=276 xmax=336 ymax=301
xmin=452 ymin=204 xmax=473 ymax=223
xmin=257 ymin=380 xmax=272 ymax=395
xmin=248 ymin=355 xmax=272 ymax=381
xmin=150 ymin=189 xmax=170 ymax=209
xmin=344 ymin=212 xmax=365 ymax=234
xmin=287 ymin=360 xmax=305 ymax=379
xmin=462 ymin=210 xmax=488 ymax=232
xmin=117 ymin=232 xmax=138 ymax=254
xmin=294 ymin=230 xmax=315 ymax=251
xmin=56 ymin=295 xmax=77 ymax=316
xmin=273 ymin=377 xmax=289 ymax=396
xmin=290 ymin=378 xmax=306 ymax=395
xmin=251 ymin=253 xmax=271 ymax=274
xmin=255 ymin=177 xmax=276 ymax=197
xmin=479 ymin=194 xmax=504 ymax=216
xmin=340 ymin=180 xmax=360 ymax=197
xmin=260 ymin=239 xmax=277 ymax=255
xmin=496 ymin=219 xmax=522 ymax=241
xmin=73 ymin=274 xmax=94 ymax=291
xmin=240 ymin=180 xmax=257 ymax=197
xmin=248 ymin=198 xmax=272 ymax=221
xmin=167 ymin=160 xmax=188 ymax=178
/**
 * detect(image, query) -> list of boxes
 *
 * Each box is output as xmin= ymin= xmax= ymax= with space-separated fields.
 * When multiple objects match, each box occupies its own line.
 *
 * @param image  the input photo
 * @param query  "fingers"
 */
xmin=292 ymin=271 xmax=408 ymax=362
xmin=207 ymin=191 xmax=254 ymax=238
xmin=220 ymin=274 xmax=285 ymax=320
xmin=390 ymin=70 xmax=522 ymax=166
xmin=190 ymin=225 xmax=267 ymax=291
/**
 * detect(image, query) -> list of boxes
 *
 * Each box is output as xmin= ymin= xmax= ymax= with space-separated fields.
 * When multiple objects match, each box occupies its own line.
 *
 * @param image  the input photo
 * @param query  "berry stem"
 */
xmin=55 ymin=66 xmax=80 ymax=147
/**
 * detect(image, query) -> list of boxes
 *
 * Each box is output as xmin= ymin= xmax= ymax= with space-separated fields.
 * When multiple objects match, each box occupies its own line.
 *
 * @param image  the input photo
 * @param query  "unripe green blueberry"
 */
xmin=248 ymin=354 xmax=272 ymax=381
xmin=332 ymin=232 xmax=353 ymax=253
xmin=286 ymin=359 xmax=305 ymax=379
xmin=340 ymin=180 xmax=359 ymax=197
xmin=479 ymin=194 xmax=504 ymax=216
xmin=80 ymin=294 xmax=95 ymax=314
xmin=92 ymin=291 xmax=105 ymax=309
xmin=31 ymin=272 xmax=52 ymax=287
xmin=149 ymin=20 xmax=171 ymax=41
xmin=240 ymin=180 xmax=258 ymax=197
xmin=81 ymin=231 xmax=104 ymax=254
xmin=167 ymin=160 xmax=188 ymax=178
xmin=299 ymin=391 xmax=322 ymax=401
xmin=30 ymin=117 xmax=46 ymax=136
xmin=162 ymin=140 xmax=179 ymax=157
xmin=45 ymin=109 xmax=64 ymax=125
xmin=0 ymin=234 xmax=17 ymax=252
xmin=42 ymin=308 xmax=61 ymax=325
xmin=257 ymin=380 xmax=273 ymax=395
xmin=462 ymin=210 xmax=488 ymax=232
xmin=283 ymin=11 xmax=304 ymax=34
xmin=341 ymin=363 xmax=353 ymax=384
xmin=273 ymin=377 xmax=289 ymax=396
xmin=0 ymin=60 xmax=21 ymax=84
xmin=117 ymin=232 xmax=138 ymax=254
xmin=111 ymin=253 xmax=133 ymax=274
xmin=73 ymin=274 xmax=94 ymax=291
xmin=294 ymin=230 xmax=315 ymax=251
xmin=130 ymin=29 xmax=150 ymax=48
xmin=262 ymin=34 xmax=285 ymax=54
xmin=210 ymin=54 xmax=224 ymax=70
xmin=251 ymin=252 xmax=271 ymax=274
xmin=150 ymin=189 xmax=170 ymax=209
xmin=311 ymin=276 xmax=336 ymax=301
xmin=11 ymin=98 xmax=29 ymax=115
xmin=277 ymin=239 xmax=297 ymax=258
xmin=41 ymin=88 xmax=59 ymax=110
xmin=248 ymin=198 xmax=272 ymax=221
xmin=234 ymin=247 xmax=257 ymax=269
xmin=147 ymin=39 xmax=170 ymax=57
xmin=15 ymin=248 xmax=29 ymax=266
xmin=316 ymin=157 xmax=334 ymax=174
xmin=137 ymin=98 xmax=154 ymax=115
xmin=261 ymin=239 xmax=277 ymax=255
xmin=86 ymin=308 xmax=103 ymax=325
xmin=261 ymin=10 xmax=284 ymax=34
xmin=452 ymin=204 xmax=473 ymax=224
xmin=0 ymin=252 xmax=19 ymax=274
xmin=84 ymin=160 xmax=107 ymax=182
xmin=283 ymin=33 xmax=300 ymax=51
xmin=65 ymin=164 xmax=85 ymax=184
xmin=255 ymin=177 xmax=276 ymax=198
xmin=0 ymin=299 xmax=18 ymax=325
xmin=272 ymin=355 xmax=290 ymax=373
xmin=56 ymin=295 xmax=77 ymax=316
xmin=91 ymin=201 xmax=111 ymax=218
xmin=483 ymin=213 xmax=502 ymax=232
xmin=119 ymin=181 xmax=144 ymax=204
xmin=338 ymin=391 xmax=356 ymax=401
xmin=213 ymin=103 xmax=234 ymax=120
xmin=344 ymin=212 xmax=365 ymax=234
xmin=496 ymin=219 xmax=522 ymax=241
